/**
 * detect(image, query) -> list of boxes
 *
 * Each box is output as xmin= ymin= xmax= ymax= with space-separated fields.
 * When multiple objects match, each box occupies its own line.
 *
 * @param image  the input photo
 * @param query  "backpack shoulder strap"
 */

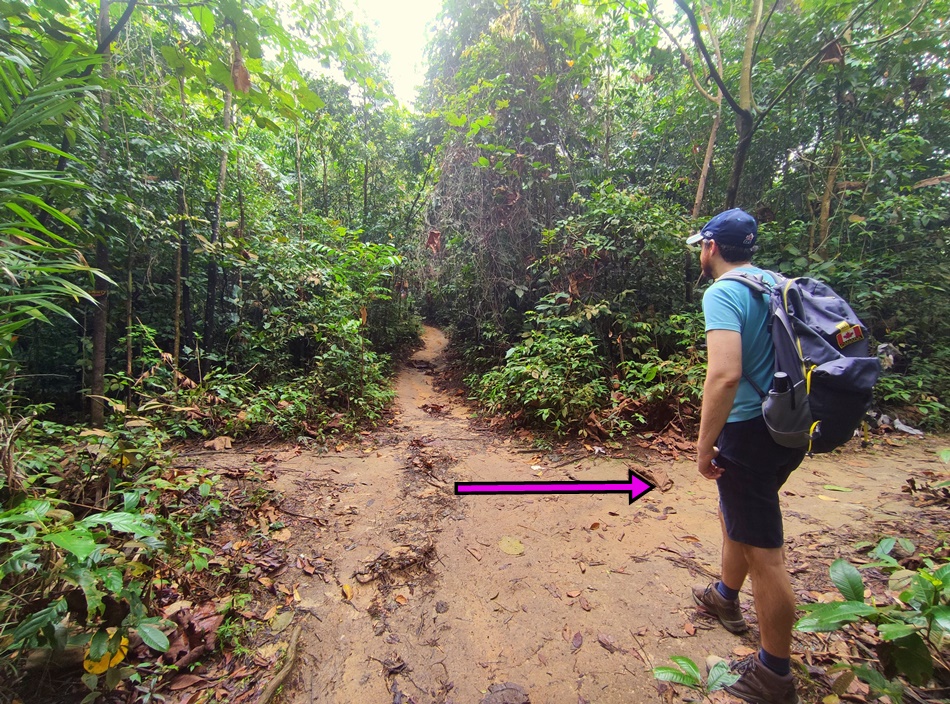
xmin=712 ymin=270 xmax=778 ymax=400
xmin=716 ymin=270 xmax=770 ymax=294
xmin=716 ymin=269 xmax=787 ymax=293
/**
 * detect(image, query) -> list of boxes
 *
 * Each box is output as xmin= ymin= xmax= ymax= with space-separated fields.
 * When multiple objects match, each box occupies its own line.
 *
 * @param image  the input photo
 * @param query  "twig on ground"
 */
xmin=258 ymin=621 xmax=304 ymax=704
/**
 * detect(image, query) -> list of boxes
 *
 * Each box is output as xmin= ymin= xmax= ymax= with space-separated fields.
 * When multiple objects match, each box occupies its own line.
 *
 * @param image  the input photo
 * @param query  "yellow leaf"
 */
xmin=342 ymin=584 xmax=354 ymax=600
xmin=83 ymin=636 xmax=128 ymax=674
xmin=394 ymin=594 xmax=408 ymax=605
xmin=817 ymin=495 xmax=837 ymax=501
xmin=499 ymin=536 xmax=525 ymax=555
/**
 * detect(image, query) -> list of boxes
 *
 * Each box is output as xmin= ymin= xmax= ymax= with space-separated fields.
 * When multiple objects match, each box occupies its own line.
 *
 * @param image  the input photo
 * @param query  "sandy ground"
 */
xmin=218 ymin=326 xmax=941 ymax=704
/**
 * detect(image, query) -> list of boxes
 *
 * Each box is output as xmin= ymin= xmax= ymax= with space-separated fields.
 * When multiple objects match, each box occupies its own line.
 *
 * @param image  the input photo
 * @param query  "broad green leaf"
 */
xmin=878 ymin=623 xmax=918 ymax=641
xmin=44 ymin=529 xmax=98 ymax=561
xmin=190 ymin=5 xmax=216 ymax=35
xmin=137 ymin=625 xmax=170 ymax=653
xmin=795 ymin=602 xmax=877 ymax=632
xmin=878 ymin=633 xmax=933 ymax=686
xmin=79 ymin=512 xmax=156 ymax=537
xmin=88 ymin=628 xmax=109 ymax=661
xmin=707 ymin=660 xmax=740 ymax=691
xmin=669 ymin=656 xmax=701 ymax=683
xmin=12 ymin=598 xmax=67 ymax=644
xmin=830 ymin=559 xmax=865 ymax=602
xmin=929 ymin=605 xmax=950 ymax=632
xmin=652 ymin=666 xmax=700 ymax=687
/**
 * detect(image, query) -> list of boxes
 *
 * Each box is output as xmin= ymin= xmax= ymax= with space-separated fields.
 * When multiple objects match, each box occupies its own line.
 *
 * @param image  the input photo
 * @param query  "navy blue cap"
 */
xmin=686 ymin=209 xmax=758 ymax=248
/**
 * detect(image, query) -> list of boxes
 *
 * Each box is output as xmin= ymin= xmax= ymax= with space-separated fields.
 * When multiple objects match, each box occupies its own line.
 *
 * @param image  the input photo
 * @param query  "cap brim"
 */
xmin=686 ymin=233 xmax=705 ymax=245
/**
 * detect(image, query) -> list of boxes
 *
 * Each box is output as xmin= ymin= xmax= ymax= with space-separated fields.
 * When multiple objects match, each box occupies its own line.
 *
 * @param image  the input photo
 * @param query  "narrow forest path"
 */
xmin=206 ymin=326 xmax=940 ymax=704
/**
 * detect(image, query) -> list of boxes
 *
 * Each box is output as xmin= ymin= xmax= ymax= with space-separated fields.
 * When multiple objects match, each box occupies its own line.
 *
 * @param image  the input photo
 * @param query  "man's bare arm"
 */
xmin=697 ymin=329 xmax=743 ymax=479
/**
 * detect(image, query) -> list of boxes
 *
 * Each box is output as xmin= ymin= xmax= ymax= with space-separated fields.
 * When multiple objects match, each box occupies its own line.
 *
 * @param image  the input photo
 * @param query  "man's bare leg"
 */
xmin=745 ymin=544 xmax=795 ymax=658
xmin=720 ymin=509 xmax=749 ymax=591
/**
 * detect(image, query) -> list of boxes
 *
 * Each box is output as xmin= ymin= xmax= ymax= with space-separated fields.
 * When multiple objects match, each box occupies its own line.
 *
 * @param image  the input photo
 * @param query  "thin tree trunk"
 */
xmin=362 ymin=159 xmax=369 ymax=223
xmin=725 ymin=114 xmax=754 ymax=209
xmin=692 ymin=109 xmax=721 ymax=218
xmin=816 ymin=139 xmax=842 ymax=257
xmin=204 ymin=88 xmax=232 ymax=350
xmin=125 ymin=233 xmax=133 ymax=382
xmin=172 ymin=167 xmax=184 ymax=378
xmin=89 ymin=0 xmax=113 ymax=428
xmin=295 ymin=121 xmax=304 ymax=238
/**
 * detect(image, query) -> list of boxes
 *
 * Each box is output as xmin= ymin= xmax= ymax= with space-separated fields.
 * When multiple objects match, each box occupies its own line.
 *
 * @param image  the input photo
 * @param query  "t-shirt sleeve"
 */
xmin=702 ymin=282 xmax=744 ymax=333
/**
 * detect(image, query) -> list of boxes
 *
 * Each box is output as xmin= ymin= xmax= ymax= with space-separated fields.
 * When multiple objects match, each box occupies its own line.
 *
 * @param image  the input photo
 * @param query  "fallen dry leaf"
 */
xmin=261 ymin=605 xmax=278 ymax=621
xmin=169 ymin=674 xmax=210 ymax=691
xmin=684 ymin=622 xmax=696 ymax=636
xmin=597 ymin=633 xmax=622 ymax=653
xmin=271 ymin=528 xmax=292 ymax=542
xmin=579 ymin=596 xmax=592 ymax=612
xmin=467 ymin=546 xmax=483 ymax=561
xmin=271 ymin=610 xmax=293 ymax=633
xmin=566 ymin=590 xmax=581 ymax=598
xmin=203 ymin=436 xmax=233 ymax=451
xmin=342 ymin=584 xmax=354 ymax=600
xmin=394 ymin=594 xmax=408 ymax=605
xmin=499 ymin=536 xmax=525 ymax=556
xmin=571 ymin=632 xmax=583 ymax=651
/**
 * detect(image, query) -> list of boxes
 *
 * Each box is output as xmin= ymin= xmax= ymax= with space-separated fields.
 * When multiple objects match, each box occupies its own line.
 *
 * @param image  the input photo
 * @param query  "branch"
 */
xmin=843 ymin=0 xmax=930 ymax=49
xmin=751 ymin=0 xmax=780 ymax=79
xmin=633 ymin=0 xmax=718 ymax=104
xmin=54 ymin=0 xmax=140 ymax=172
xmin=673 ymin=0 xmax=748 ymax=119
xmin=752 ymin=0 xmax=882 ymax=131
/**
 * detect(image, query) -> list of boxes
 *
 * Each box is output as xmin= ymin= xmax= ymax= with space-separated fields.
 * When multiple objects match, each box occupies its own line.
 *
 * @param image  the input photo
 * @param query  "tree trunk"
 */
xmin=89 ymin=0 xmax=113 ymax=428
xmin=204 ymin=88 xmax=232 ymax=350
xmin=295 ymin=121 xmax=304 ymax=238
xmin=725 ymin=113 xmax=754 ymax=209
xmin=816 ymin=139 xmax=842 ymax=257
xmin=692 ymin=108 xmax=721 ymax=218
xmin=172 ymin=167 xmax=184 ymax=377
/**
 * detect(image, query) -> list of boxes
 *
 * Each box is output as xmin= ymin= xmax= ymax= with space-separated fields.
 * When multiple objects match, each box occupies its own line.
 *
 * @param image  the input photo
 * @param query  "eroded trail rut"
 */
xmin=227 ymin=326 xmax=933 ymax=704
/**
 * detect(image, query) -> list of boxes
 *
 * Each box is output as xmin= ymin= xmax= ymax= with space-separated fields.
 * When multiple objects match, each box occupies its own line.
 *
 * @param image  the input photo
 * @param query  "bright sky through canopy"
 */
xmin=350 ymin=0 xmax=443 ymax=108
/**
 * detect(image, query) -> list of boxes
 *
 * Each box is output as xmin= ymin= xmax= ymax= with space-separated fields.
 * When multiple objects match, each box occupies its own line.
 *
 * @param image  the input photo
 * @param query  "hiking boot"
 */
xmin=691 ymin=582 xmax=748 ymax=634
xmin=724 ymin=654 xmax=799 ymax=704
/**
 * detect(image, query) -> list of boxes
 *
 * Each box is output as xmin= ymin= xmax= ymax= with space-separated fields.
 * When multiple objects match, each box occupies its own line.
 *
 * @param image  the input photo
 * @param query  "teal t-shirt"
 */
xmin=702 ymin=266 xmax=774 ymax=423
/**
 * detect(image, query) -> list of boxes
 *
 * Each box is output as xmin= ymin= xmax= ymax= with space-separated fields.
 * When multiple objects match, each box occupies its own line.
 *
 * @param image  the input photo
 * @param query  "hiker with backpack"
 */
xmin=687 ymin=208 xmax=880 ymax=704
xmin=689 ymin=208 xmax=805 ymax=704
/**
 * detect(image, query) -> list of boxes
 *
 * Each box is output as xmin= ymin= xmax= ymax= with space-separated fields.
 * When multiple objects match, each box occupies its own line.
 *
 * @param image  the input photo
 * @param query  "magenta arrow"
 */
xmin=455 ymin=469 xmax=654 ymax=505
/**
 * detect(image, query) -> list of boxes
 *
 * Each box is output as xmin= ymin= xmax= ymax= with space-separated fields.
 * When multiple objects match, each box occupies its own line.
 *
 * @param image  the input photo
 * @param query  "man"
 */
xmin=687 ymin=209 xmax=805 ymax=704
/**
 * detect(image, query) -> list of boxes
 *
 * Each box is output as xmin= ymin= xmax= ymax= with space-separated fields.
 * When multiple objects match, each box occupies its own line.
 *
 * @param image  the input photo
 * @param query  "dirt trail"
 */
xmin=241 ymin=326 xmax=939 ymax=703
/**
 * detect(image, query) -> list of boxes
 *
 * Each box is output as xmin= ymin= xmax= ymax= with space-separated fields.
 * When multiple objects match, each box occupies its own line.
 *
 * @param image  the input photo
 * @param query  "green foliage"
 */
xmin=795 ymin=553 xmax=950 ymax=689
xmin=0 ymin=43 xmax=103 ymax=409
xmin=469 ymin=326 xmax=608 ymax=434
xmin=653 ymin=655 xmax=739 ymax=694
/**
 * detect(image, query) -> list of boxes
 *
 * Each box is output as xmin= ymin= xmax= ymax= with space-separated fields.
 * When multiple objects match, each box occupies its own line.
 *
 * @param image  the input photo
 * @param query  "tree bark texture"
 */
xmin=89 ymin=0 xmax=113 ymax=428
xmin=204 ymin=88 xmax=232 ymax=350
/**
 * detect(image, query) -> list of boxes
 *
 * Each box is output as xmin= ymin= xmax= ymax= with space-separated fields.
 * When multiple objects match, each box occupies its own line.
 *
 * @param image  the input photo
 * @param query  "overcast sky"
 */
xmin=349 ymin=0 xmax=443 ymax=107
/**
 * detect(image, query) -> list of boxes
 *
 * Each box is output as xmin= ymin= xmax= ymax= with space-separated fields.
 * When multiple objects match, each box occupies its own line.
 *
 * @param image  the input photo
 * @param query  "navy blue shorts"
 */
xmin=715 ymin=416 xmax=806 ymax=549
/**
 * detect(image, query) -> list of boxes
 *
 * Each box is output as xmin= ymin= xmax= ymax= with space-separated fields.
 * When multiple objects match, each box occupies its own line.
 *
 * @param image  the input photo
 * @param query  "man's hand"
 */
xmin=698 ymin=445 xmax=722 ymax=480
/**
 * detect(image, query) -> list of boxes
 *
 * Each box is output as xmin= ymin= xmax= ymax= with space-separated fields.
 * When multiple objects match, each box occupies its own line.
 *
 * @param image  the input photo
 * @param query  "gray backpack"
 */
xmin=719 ymin=271 xmax=881 ymax=453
